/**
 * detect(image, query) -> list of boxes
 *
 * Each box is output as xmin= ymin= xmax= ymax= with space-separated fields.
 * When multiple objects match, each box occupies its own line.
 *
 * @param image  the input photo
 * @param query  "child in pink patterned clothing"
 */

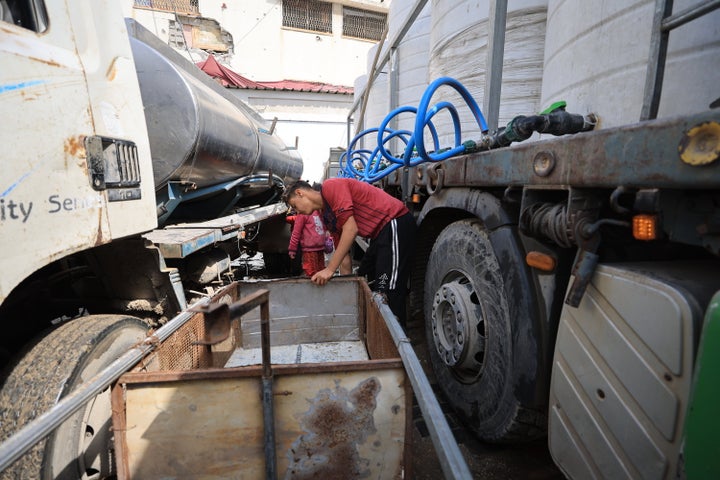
xmin=287 ymin=210 xmax=327 ymax=277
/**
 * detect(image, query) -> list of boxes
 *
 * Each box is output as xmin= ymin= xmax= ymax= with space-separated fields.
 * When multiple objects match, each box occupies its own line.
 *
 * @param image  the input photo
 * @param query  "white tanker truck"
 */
xmin=0 ymin=1 xmax=302 ymax=478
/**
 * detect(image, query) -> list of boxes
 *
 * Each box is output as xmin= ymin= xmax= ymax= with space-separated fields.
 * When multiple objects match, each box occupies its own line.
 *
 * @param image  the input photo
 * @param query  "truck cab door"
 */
xmin=0 ymin=0 xmax=157 ymax=302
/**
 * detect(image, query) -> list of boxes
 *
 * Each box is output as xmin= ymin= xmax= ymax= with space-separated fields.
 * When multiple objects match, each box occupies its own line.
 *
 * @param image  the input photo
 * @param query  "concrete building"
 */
xmin=123 ymin=0 xmax=390 ymax=182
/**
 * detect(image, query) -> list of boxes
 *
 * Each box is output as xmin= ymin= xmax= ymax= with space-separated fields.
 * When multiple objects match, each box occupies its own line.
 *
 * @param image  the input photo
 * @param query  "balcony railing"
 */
xmin=134 ymin=0 xmax=199 ymax=16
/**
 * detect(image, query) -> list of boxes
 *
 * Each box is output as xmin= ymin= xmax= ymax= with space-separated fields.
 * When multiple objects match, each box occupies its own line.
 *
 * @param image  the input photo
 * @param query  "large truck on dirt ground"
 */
xmin=347 ymin=0 xmax=720 ymax=478
xmin=0 ymin=1 xmax=302 ymax=477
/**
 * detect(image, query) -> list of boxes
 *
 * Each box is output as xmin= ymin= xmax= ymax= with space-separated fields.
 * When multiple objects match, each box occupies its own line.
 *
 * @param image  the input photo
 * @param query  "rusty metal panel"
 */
xmin=120 ymin=376 xmax=264 ymax=479
xmin=114 ymin=278 xmax=409 ymax=478
xmin=116 ymin=368 xmax=408 ymax=479
xmin=136 ymin=284 xmax=240 ymax=371
xmin=465 ymin=111 xmax=720 ymax=188
xmin=237 ymin=278 xmax=363 ymax=348
xmin=275 ymin=370 xmax=408 ymax=478
xmin=142 ymin=228 xmax=220 ymax=258
xmin=396 ymin=110 xmax=720 ymax=189
xmin=363 ymin=281 xmax=401 ymax=360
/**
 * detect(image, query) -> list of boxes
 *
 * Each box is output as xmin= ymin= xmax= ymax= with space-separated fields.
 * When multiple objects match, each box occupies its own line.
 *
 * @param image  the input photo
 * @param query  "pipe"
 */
xmin=339 ymin=78 xmax=598 ymax=184
xmin=259 ymin=292 xmax=277 ymax=480
xmin=484 ymin=110 xmax=597 ymax=149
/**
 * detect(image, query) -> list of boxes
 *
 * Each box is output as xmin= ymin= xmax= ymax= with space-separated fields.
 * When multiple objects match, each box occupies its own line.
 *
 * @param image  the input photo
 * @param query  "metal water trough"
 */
xmin=111 ymin=277 xmax=470 ymax=479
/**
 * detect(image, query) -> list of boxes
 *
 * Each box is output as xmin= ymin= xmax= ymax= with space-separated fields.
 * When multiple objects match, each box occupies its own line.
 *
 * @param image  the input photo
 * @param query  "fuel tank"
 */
xmin=125 ymin=19 xmax=302 ymax=195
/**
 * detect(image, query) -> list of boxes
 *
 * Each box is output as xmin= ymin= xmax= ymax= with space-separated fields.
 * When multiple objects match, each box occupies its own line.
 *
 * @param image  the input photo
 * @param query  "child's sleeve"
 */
xmin=288 ymin=214 xmax=305 ymax=254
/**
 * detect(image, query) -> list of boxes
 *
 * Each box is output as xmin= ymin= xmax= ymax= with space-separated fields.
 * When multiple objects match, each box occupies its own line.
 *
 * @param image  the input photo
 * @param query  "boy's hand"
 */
xmin=311 ymin=268 xmax=334 ymax=285
xmin=288 ymin=251 xmax=296 ymax=259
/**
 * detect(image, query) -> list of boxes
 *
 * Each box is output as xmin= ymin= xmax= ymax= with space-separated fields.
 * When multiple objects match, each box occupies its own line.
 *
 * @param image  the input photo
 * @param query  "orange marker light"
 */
xmin=633 ymin=214 xmax=658 ymax=241
xmin=526 ymin=251 xmax=556 ymax=272
xmin=412 ymin=193 xmax=421 ymax=203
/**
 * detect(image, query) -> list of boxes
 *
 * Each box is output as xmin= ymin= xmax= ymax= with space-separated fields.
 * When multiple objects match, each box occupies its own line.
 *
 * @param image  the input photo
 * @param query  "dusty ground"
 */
xmin=409 ymin=396 xmax=564 ymax=479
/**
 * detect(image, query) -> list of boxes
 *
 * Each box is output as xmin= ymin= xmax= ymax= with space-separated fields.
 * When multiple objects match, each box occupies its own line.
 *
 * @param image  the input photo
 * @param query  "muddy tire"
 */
xmin=424 ymin=219 xmax=542 ymax=442
xmin=0 ymin=315 xmax=148 ymax=480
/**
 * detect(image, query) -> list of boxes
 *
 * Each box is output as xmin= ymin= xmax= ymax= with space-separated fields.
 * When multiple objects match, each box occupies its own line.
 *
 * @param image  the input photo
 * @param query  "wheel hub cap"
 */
xmin=431 ymin=280 xmax=484 ymax=371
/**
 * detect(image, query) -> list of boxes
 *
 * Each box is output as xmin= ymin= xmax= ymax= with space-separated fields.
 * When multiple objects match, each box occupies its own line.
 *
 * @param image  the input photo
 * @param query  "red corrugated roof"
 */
xmin=258 ymin=80 xmax=353 ymax=95
xmin=196 ymin=55 xmax=266 ymax=89
xmin=196 ymin=55 xmax=352 ymax=95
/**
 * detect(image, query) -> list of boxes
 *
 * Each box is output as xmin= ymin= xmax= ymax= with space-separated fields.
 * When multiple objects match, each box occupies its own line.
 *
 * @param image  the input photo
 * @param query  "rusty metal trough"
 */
xmin=111 ymin=277 xmax=412 ymax=479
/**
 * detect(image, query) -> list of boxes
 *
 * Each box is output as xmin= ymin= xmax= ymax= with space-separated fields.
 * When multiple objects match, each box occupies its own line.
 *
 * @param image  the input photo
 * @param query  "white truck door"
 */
xmin=0 ymin=0 xmax=157 ymax=302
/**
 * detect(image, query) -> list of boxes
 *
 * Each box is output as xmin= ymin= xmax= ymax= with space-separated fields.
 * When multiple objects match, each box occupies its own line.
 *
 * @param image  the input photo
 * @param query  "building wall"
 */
xmin=141 ymin=0 xmax=389 ymax=87
xmin=209 ymin=1 xmax=383 ymax=85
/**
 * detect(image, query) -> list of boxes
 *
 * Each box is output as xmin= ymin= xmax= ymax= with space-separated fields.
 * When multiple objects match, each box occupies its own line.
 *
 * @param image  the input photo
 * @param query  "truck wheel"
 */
xmin=424 ymin=219 xmax=532 ymax=442
xmin=0 ymin=315 xmax=148 ymax=480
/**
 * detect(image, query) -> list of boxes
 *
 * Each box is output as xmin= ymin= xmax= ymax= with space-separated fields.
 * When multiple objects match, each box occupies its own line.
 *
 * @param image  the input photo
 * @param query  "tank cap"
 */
xmin=540 ymin=100 xmax=567 ymax=115
xmin=679 ymin=121 xmax=720 ymax=166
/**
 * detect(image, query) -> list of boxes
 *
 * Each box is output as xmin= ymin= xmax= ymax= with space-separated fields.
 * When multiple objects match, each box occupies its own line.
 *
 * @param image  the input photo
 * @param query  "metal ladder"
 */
xmin=640 ymin=0 xmax=720 ymax=121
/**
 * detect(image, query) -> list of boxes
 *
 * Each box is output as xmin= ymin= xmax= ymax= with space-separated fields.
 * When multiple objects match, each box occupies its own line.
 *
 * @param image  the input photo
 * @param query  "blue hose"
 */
xmin=340 ymin=77 xmax=488 ymax=182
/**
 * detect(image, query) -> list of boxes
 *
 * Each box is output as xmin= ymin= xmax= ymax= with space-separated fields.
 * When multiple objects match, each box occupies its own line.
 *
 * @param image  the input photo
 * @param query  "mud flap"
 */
xmin=548 ymin=262 xmax=719 ymax=479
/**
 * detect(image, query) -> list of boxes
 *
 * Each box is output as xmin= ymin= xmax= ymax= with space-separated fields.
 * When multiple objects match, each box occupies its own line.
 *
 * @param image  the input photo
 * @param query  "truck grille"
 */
xmin=85 ymin=135 xmax=142 ymax=201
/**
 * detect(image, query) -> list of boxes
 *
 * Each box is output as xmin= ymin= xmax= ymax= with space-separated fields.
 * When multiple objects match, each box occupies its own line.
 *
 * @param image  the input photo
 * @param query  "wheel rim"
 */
xmin=431 ymin=275 xmax=487 ymax=383
xmin=78 ymin=387 xmax=113 ymax=479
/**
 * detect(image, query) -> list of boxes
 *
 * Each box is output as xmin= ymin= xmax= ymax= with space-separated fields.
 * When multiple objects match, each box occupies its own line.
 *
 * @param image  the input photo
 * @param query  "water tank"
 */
xmin=352 ymin=73 xmax=368 ymax=151
xmin=389 ymin=0 xmax=431 ymax=134
xmin=126 ymin=20 xmax=303 ymax=191
xmin=358 ymin=43 xmax=390 ymax=139
xmin=429 ymin=0 xmax=548 ymax=145
xmin=541 ymin=0 xmax=720 ymax=128
xmin=353 ymin=73 xmax=368 ymax=113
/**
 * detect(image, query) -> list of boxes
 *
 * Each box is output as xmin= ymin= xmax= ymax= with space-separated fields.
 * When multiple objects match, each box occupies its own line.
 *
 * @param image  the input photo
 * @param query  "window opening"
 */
xmin=342 ymin=6 xmax=386 ymax=41
xmin=282 ymin=0 xmax=332 ymax=34
xmin=133 ymin=0 xmax=199 ymax=16
xmin=1 ymin=0 xmax=48 ymax=32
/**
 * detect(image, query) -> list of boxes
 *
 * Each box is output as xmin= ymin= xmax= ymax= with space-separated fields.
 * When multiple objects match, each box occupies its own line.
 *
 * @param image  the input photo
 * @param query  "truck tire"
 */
xmin=424 ymin=219 xmax=541 ymax=442
xmin=0 ymin=315 xmax=148 ymax=480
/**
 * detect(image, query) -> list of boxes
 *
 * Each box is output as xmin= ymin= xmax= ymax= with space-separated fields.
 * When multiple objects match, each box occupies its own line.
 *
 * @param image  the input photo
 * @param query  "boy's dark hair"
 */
xmin=281 ymin=180 xmax=318 ymax=203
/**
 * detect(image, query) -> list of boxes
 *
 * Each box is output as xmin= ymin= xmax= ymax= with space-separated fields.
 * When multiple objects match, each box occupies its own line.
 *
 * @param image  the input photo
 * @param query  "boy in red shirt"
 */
xmin=283 ymin=178 xmax=416 ymax=324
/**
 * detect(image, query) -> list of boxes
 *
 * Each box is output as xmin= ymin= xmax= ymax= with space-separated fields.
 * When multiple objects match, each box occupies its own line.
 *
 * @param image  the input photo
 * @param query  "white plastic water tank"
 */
xmin=352 ymin=43 xmax=389 ymax=150
xmin=541 ymin=0 xmax=720 ymax=128
xmin=428 ymin=0 xmax=549 ymax=145
xmin=428 ymin=0 xmax=550 ymax=138
xmin=389 ymin=0 xmax=432 ymax=135
xmin=353 ymin=74 xmax=368 ymax=104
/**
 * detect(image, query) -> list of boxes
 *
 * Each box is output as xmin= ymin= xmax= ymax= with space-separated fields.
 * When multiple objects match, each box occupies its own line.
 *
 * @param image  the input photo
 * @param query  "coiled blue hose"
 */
xmin=339 ymin=77 xmax=488 ymax=182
